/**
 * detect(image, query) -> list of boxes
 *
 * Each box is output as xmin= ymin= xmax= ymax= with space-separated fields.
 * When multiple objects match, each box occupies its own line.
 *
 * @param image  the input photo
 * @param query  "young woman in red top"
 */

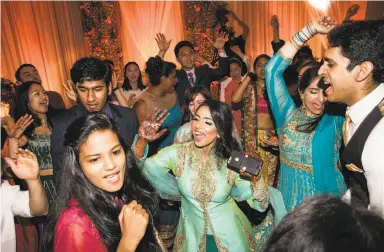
xmin=43 ymin=113 xmax=165 ymax=252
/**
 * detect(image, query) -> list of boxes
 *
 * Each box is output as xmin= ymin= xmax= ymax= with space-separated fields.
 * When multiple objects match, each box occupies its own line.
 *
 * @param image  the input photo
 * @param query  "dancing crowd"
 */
xmin=1 ymin=6 xmax=384 ymax=252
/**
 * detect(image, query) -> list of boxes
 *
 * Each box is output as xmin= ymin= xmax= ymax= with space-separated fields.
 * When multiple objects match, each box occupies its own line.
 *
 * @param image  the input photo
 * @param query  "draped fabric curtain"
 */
xmin=119 ymin=1 xmax=185 ymax=70
xmin=1 ymin=1 xmax=87 ymax=107
xmin=227 ymin=0 xmax=367 ymax=60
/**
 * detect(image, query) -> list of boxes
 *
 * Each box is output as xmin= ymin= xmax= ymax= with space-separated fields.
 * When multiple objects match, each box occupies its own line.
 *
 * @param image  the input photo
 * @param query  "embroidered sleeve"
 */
xmin=230 ymin=173 xmax=269 ymax=212
xmin=142 ymin=144 xmax=181 ymax=200
xmin=264 ymin=52 xmax=296 ymax=129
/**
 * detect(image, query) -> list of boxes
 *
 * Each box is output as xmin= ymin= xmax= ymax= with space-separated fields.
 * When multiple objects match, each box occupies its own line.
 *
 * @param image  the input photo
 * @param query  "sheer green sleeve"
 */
xmin=265 ymin=52 xmax=296 ymax=129
xmin=142 ymin=144 xmax=181 ymax=200
xmin=231 ymin=172 xmax=287 ymax=223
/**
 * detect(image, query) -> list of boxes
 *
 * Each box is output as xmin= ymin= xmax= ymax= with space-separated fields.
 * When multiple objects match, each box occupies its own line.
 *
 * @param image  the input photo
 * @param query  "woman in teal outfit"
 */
xmin=134 ymin=56 xmax=183 ymax=249
xmin=137 ymin=100 xmax=286 ymax=252
xmin=264 ymin=16 xmax=346 ymax=211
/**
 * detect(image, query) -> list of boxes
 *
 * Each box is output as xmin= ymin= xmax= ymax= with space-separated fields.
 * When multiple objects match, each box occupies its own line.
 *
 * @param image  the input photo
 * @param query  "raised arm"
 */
xmin=230 ymin=10 xmax=249 ymax=40
xmin=5 ymin=149 xmax=49 ymax=216
xmin=343 ymin=4 xmax=360 ymax=23
xmin=111 ymin=71 xmax=130 ymax=107
xmin=155 ymin=33 xmax=172 ymax=59
xmin=209 ymin=32 xmax=230 ymax=81
xmin=142 ymin=144 xmax=181 ymax=200
xmin=265 ymin=16 xmax=336 ymax=129
xmin=270 ymin=15 xmax=285 ymax=53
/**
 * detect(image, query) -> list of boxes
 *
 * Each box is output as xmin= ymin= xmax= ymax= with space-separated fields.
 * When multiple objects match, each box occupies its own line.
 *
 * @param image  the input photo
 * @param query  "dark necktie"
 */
xmin=187 ymin=72 xmax=195 ymax=87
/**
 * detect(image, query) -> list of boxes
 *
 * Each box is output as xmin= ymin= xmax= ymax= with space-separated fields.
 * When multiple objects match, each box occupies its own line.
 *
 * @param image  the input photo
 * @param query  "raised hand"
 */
xmin=3 ymin=114 xmax=33 ymax=139
xmin=246 ymin=56 xmax=254 ymax=73
xmin=213 ymin=31 xmax=228 ymax=50
xmin=118 ymin=200 xmax=149 ymax=251
xmin=346 ymin=4 xmax=360 ymax=18
xmin=155 ymin=33 xmax=172 ymax=52
xmin=313 ymin=16 xmax=336 ymax=34
xmin=63 ymin=80 xmax=77 ymax=102
xmin=138 ymin=108 xmax=169 ymax=142
xmin=230 ymin=45 xmax=242 ymax=56
xmin=112 ymin=71 xmax=119 ymax=90
xmin=4 ymin=148 xmax=39 ymax=180
xmin=270 ymin=15 xmax=279 ymax=30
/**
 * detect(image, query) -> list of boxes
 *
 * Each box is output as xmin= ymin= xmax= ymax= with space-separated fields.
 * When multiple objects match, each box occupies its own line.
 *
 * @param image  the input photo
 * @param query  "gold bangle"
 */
xmin=309 ymin=21 xmax=317 ymax=35
xmin=290 ymin=39 xmax=302 ymax=50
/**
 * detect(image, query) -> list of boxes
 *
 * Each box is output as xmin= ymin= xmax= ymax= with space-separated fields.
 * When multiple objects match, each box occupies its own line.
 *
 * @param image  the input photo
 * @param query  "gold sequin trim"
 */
xmin=236 ymin=215 xmax=256 ymax=251
xmin=153 ymin=226 xmax=168 ymax=252
xmin=280 ymin=156 xmax=313 ymax=173
xmin=173 ymin=215 xmax=187 ymax=252
xmin=227 ymin=169 xmax=235 ymax=186
xmin=184 ymin=141 xmax=229 ymax=252
xmin=176 ymin=143 xmax=185 ymax=177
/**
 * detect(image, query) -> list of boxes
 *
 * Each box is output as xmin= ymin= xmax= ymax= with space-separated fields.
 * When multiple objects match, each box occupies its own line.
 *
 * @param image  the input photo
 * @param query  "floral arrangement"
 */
xmin=185 ymin=1 xmax=224 ymax=63
xmin=1 ymin=78 xmax=16 ymax=105
xmin=80 ymin=1 xmax=123 ymax=75
xmin=184 ymin=1 xmax=228 ymax=100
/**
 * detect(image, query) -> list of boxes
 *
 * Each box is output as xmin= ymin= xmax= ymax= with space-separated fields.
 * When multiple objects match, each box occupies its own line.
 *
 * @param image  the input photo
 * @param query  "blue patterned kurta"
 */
xmin=265 ymin=53 xmax=347 ymax=211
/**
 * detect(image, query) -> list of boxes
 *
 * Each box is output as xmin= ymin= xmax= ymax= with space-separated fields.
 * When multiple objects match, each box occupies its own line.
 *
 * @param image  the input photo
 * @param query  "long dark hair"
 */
xmin=296 ymin=66 xmax=326 ymax=133
xmin=196 ymin=100 xmax=241 ymax=159
xmin=122 ymin=62 xmax=145 ymax=91
xmin=265 ymin=196 xmax=384 ymax=252
xmin=13 ymin=81 xmax=57 ymax=139
xmin=183 ymin=86 xmax=212 ymax=122
xmin=43 ymin=113 xmax=160 ymax=252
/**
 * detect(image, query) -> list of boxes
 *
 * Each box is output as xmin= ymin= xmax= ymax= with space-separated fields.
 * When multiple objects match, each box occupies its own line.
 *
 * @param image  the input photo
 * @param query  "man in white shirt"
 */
xmin=318 ymin=20 xmax=384 ymax=217
xmin=1 ymin=150 xmax=48 ymax=252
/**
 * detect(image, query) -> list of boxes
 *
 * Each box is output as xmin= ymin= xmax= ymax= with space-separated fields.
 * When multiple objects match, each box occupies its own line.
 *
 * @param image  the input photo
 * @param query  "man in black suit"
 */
xmin=51 ymin=57 xmax=147 ymax=181
xmin=157 ymin=33 xmax=229 ymax=106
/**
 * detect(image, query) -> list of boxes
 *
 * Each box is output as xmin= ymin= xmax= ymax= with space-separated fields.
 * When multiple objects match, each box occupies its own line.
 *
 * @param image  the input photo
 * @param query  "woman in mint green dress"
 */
xmin=264 ymin=16 xmax=346 ymax=211
xmin=137 ymin=100 xmax=286 ymax=252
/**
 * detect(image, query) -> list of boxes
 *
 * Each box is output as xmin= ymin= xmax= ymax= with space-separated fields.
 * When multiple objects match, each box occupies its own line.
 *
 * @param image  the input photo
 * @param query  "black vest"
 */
xmin=341 ymin=99 xmax=384 ymax=208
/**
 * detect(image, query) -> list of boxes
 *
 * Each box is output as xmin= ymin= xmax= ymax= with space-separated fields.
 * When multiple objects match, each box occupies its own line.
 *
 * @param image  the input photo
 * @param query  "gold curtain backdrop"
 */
xmin=119 ymin=1 xmax=185 ymax=70
xmin=227 ymin=0 xmax=367 ymax=60
xmin=1 ymin=0 xmax=368 ymax=106
xmin=1 ymin=1 xmax=87 ymax=107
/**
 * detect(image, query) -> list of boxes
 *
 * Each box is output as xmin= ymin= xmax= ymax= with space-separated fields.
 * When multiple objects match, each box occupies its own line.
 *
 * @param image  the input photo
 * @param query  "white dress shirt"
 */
xmin=1 ymin=181 xmax=32 ymax=252
xmin=343 ymin=83 xmax=384 ymax=218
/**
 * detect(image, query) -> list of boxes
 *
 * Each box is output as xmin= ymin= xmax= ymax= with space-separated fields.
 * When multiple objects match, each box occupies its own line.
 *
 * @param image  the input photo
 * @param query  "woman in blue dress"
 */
xmin=264 ymin=16 xmax=346 ymax=211
xmin=134 ymin=56 xmax=183 ymax=249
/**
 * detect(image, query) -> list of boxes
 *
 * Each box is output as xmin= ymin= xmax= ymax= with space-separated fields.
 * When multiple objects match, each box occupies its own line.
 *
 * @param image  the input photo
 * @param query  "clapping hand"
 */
xmin=313 ymin=16 xmax=336 ymax=34
xmin=270 ymin=15 xmax=279 ymax=30
xmin=138 ymin=108 xmax=170 ymax=142
xmin=155 ymin=33 xmax=172 ymax=52
xmin=63 ymin=80 xmax=77 ymax=103
xmin=4 ymin=148 xmax=39 ymax=181
xmin=213 ymin=31 xmax=228 ymax=50
xmin=3 ymin=114 xmax=33 ymax=139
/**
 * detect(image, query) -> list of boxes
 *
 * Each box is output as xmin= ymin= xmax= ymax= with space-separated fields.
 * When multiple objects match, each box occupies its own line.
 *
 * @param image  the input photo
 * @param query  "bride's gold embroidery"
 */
xmin=173 ymin=214 xmax=187 ymax=252
xmin=236 ymin=215 xmax=256 ymax=251
xmin=183 ymin=142 xmax=228 ymax=252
